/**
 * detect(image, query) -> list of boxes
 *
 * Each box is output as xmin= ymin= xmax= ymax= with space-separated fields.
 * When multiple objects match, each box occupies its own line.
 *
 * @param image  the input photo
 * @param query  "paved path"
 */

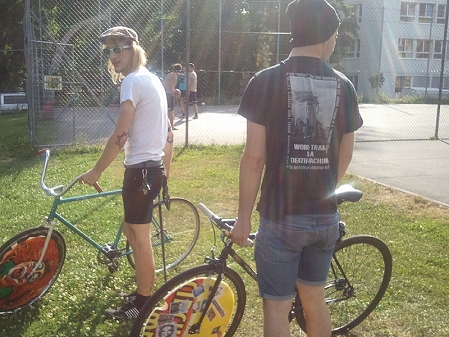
xmin=173 ymin=104 xmax=449 ymax=207
xmin=348 ymin=139 xmax=449 ymax=206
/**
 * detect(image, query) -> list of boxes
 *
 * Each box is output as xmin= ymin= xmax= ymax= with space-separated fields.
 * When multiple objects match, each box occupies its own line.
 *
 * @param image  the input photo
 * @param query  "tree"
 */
xmin=369 ymin=73 xmax=385 ymax=89
xmin=328 ymin=0 xmax=360 ymax=67
xmin=0 ymin=0 xmax=26 ymax=92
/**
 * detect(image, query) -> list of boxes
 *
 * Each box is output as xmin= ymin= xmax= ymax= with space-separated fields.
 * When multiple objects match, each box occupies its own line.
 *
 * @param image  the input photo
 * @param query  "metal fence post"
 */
xmin=436 ymin=0 xmax=449 ymax=139
xmin=185 ymin=0 xmax=191 ymax=147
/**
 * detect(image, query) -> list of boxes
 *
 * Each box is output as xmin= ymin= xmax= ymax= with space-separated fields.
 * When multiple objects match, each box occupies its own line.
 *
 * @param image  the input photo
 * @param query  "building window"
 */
xmin=349 ymin=4 xmax=363 ymax=23
xmin=431 ymin=76 xmax=449 ymax=89
xmin=398 ymin=38 xmax=413 ymax=58
xmin=400 ymin=2 xmax=416 ymax=22
xmin=344 ymin=38 xmax=360 ymax=58
xmin=437 ymin=4 xmax=446 ymax=24
xmin=418 ymin=4 xmax=434 ymax=23
xmin=395 ymin=76 xmax=412 ymax=92
xmin=413 ymin=76 xmax=430 ymax=87
xmin=416 ymin=40 xmax=430 ymax=58
xmin=434 ymin=40 xmax=443 ymax=59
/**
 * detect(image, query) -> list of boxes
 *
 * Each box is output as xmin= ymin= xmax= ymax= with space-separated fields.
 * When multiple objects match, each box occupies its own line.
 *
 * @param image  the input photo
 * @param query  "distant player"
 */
xmin=163 ymin=64 xmax=182 ymax=129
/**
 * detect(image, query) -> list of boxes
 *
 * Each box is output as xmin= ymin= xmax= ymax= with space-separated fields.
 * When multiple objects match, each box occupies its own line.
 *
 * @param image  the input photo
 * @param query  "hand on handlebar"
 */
xmin=230 ymin=219 xmax=253 ymax=247
xmin=78 ymin=169 xmax=103 ymax=192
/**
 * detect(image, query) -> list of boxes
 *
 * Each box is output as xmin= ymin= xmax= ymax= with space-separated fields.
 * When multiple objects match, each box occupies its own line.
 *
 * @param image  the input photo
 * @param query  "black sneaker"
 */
xmin=193 ymin=114 xmax=198 ymax=119
xmin=105 ymin=300 xmax=140 ymax=319
xmin=118 ymin=290 xmax=138 ymax=302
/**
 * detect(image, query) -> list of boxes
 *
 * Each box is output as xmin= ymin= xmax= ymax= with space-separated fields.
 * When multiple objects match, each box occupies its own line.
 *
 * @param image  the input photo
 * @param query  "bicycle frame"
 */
xmin=198 ymin=196 xmax=362 ymax=330
xmin=206 ymin=220 xmax=352 ymax=319
xmin=188 ymin=229 xmax=258 ymax=334
xmin=35 ymin=148 xmax=170 ymax=273
xmin=45 ymin=189 xmax=123 ymax=252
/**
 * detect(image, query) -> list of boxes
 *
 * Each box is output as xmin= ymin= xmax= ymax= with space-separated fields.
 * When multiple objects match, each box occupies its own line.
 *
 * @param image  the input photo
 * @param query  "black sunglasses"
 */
xmin=102 ymin=45 xmax=131 ymax=56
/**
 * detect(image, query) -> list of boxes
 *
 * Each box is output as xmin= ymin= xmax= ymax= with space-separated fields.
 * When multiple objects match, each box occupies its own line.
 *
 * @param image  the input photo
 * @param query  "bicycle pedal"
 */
xmin=101 ymin=243 xmax=121 ymax=259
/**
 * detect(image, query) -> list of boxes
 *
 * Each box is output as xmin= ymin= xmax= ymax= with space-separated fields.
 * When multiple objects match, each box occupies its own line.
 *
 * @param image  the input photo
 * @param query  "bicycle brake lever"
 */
xmin=93 ymin=182 xmax=103 ymax=193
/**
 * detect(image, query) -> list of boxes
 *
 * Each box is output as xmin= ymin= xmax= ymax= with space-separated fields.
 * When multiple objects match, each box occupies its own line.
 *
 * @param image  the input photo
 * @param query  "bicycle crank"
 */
xmin=97 ymin=243 xmax=121 ymax=273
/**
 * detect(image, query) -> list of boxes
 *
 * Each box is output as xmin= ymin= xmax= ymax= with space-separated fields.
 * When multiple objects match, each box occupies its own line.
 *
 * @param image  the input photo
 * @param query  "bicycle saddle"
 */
xmin=335 ymin=184 xmax=363 ymax=205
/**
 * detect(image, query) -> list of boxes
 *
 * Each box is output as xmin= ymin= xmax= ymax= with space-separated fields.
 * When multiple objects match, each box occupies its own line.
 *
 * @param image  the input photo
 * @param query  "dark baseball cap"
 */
xmin=100 ymin=26 xmax=139 ymax=43
xmin=287 ymin=0 xmax=340 ymax=48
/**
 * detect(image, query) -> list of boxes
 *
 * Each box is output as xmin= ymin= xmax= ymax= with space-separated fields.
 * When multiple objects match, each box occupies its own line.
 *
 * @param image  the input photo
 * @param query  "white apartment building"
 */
xmin=341 ymin=0 xmax=449 ymax=100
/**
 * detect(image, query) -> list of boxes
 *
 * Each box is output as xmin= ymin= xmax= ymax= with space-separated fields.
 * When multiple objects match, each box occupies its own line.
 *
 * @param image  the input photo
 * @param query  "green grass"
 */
xmin=0 ymin=112 xmax=34 ymax=160
xmin=0 ymin=114 xmax=449 ymax=336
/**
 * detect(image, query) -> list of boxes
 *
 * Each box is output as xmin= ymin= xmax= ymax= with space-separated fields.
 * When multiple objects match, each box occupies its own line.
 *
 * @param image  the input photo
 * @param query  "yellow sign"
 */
xmin=44 ymin=76 xmax=62 ymax=90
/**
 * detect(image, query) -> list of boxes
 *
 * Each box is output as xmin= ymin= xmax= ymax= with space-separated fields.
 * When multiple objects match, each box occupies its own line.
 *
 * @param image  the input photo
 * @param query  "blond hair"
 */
xmin=104 ymin=38 xmax=147 ymax=84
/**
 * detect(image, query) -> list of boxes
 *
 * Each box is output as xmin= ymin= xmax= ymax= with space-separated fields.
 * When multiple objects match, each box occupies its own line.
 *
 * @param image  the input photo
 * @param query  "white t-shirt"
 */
xmin=190 ymin=71 xmax=198 ymax=92
xmin=120 ymin=66 xmax=168 ymax=166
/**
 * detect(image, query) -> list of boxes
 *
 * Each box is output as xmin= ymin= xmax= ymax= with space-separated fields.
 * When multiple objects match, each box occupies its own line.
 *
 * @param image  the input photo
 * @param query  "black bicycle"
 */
xmin=130 ymin=184 xmax=392 ymax=336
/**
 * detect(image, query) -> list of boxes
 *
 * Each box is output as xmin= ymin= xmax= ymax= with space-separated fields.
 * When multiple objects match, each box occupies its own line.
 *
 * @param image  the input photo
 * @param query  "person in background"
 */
xmin=78 ymin=26 xmax=173 ymax=319
xmin=188 ymin=63 xmax=199 ymax=119
xmin=230 ymin=0 xmax=363 ymax=336
xmin=163 ymin=63 xmax=182 ymax=130
xmin=177 ymin=67 xmax=187 ymax=117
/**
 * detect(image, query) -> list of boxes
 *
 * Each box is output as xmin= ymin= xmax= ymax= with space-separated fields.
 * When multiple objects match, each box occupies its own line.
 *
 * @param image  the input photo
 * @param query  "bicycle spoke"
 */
xmin=0 ymin=227 xmax=66 ymax=314
xmin=130 ymin=265 xmax=246 ymax=337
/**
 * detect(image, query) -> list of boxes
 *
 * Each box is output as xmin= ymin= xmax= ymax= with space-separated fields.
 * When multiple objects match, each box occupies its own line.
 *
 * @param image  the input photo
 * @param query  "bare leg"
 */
xmin=179 ymin=98 xmax=185 ymax=114
xmin=123 ymin=222 xmax=154 ymax=296
xmin=262 ymin=298 xmax=292 ymax=337
xmin=168 ymin=109 xmax=175 ymax=129
xmin=296 ymin=281 xmax=332 ymax=337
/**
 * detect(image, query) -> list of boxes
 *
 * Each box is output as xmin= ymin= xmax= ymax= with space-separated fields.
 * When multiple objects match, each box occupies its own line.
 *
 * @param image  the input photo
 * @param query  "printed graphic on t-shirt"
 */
xmin=286 ymin=73 xmax=339 ymax=170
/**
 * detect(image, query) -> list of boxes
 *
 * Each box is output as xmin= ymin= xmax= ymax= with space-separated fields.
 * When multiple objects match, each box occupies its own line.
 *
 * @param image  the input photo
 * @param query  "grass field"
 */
xmin=0 ymin=113 xmax=449 ymax=336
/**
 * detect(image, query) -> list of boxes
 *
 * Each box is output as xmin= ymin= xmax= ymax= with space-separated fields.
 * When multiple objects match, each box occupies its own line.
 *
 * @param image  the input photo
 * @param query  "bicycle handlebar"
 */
xmin=198 ymin=203 xmax=256 ymax=246
xmin=38 ymin=148 xmax=103 ymax=197
xmin=198 ymin=184 xmax=362 ymax=246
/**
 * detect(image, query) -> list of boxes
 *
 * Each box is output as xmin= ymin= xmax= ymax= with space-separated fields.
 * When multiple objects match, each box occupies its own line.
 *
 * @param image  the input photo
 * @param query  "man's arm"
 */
xmin=337 ymin=132 xmax=355 ymax=182
xmin=231 ymin=120 xmax=266 ymax=247
xmin=79 ymin=100 xmax=134 ymax=185
xmin=163 ymin=126 xmax=174 ymax=179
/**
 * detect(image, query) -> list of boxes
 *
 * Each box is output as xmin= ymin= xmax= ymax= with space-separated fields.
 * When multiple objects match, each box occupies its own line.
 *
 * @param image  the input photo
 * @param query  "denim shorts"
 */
xmin=254 ymin=213 xmax=340 ymax=300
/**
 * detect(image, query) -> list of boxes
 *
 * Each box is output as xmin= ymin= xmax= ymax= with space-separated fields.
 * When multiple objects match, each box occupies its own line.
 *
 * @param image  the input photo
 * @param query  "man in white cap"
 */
xmin=79 ymin=26 xmax=173 ymax=319
xmin=231 ymin=1 xmax=363 ymax=336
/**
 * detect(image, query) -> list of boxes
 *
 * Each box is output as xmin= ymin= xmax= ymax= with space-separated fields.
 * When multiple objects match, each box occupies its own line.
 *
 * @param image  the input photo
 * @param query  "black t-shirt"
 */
xmin=238 ymin=57 xmax=363 ymax=221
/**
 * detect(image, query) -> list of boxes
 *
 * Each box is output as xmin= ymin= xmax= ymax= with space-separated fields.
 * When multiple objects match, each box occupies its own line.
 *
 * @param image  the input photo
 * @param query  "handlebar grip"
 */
xmin=38 ymin=148 xmax=49 ymax=156
xmin=93 ymin=182 xmax=103 ymax=193
xmin=198 ymin=203 xmax=256 ymax=246
xmin=198 ymin=203 xmax=214 ymax=219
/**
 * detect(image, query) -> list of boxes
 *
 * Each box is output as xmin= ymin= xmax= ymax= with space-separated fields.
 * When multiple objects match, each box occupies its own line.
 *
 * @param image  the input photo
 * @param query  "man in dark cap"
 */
xmin=231 ymin=1 xmax=363 ymax=336
xmin=79 ymin=26 xmax=173 ymax=319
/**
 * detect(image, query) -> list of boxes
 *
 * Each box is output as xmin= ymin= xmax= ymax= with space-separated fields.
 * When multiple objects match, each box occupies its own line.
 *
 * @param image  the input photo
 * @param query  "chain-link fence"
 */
xmin=24 ymin=0 xmax=448 ymax=148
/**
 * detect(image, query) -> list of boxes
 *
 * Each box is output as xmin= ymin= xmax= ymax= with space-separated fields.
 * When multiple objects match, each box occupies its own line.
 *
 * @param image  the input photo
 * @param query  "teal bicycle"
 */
xmin=0 ymin=149 xmax=200 ymax=315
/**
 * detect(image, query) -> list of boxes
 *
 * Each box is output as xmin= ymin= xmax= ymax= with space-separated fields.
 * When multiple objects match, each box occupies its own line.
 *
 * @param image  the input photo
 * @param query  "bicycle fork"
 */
xmin=31 ymin=217 xmax=57 ymax=275
xmin=188 ymin=265 xmax=224 ymax=334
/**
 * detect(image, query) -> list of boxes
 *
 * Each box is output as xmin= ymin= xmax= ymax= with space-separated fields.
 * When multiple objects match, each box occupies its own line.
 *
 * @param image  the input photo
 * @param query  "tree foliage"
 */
xmin=0 ymin=0 xmax=357 ymax=93
xmin=0 ymin=0 xmax=26 ymax=92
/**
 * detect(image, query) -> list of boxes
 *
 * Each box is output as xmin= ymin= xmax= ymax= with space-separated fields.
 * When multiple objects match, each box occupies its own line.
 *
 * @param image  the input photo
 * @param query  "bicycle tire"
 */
xmin=126 ymin=197 xmax=200 ymax=272
xmin=294 ymin=235 xmax=392 ymax=335
xmin=130 ymin=264 xmax=246 ymax=337
xmin=0 ymin=226 xmax=66 ymax=315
